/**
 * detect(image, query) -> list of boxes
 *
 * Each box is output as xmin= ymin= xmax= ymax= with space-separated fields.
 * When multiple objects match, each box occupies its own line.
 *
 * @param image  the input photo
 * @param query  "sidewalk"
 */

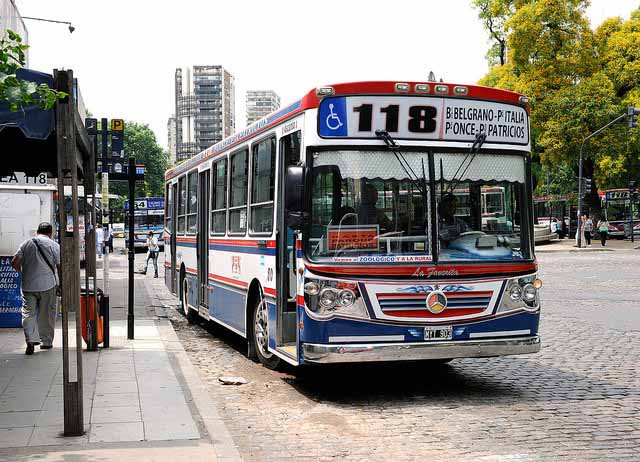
xmin=0 ymin=248 xmax=241 ymax=461
xmin=535 ymin=236 xmax=640 ymax=253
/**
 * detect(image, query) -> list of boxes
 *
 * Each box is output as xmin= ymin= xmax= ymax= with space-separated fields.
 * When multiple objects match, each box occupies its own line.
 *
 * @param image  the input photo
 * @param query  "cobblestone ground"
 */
xmin=166 ymin=250 xmax=640 ymax=462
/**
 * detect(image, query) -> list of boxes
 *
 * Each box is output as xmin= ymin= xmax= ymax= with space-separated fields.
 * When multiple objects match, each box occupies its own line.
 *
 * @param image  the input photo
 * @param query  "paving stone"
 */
xmin=89 ymin=421 xmax=144 ymax=443
xmin=167 ymin=250 xmax=640 ymax=461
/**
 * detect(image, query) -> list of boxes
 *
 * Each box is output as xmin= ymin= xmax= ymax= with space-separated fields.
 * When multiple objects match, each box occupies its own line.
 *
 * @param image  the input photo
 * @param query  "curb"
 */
xmin=157 ymin=317 xmax=243 ymax=462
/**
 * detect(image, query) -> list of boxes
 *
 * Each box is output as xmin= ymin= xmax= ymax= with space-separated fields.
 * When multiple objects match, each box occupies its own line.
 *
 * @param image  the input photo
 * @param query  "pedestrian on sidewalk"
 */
xmin=584 ymin=214 xmax=594 ymax=247
xmin=96 ymin=224 xmax=104 ymax=258
xmin=143 ymin=231 xmax=159 ymax=278
xmin=11 ymin=222 xmax=60 ymax=355
xmin=597 ymin=217 xmax=609 ymax=246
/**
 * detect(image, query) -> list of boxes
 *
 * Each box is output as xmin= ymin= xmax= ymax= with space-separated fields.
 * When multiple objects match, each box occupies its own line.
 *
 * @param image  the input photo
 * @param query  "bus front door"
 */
xmin=197 ymin=170 xmax=210 ymax=313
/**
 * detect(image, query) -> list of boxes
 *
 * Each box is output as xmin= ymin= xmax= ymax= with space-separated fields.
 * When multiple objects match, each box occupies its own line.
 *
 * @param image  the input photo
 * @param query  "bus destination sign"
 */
xmin=318 ymin=96 xmax=529 ymax=145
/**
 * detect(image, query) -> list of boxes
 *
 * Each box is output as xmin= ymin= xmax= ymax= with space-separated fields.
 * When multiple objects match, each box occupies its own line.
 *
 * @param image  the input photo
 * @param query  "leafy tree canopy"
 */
xmin=109 ymin=121 xmax=168 ymax=199
xmin=473 ymin=1 xmax=640 ymax=210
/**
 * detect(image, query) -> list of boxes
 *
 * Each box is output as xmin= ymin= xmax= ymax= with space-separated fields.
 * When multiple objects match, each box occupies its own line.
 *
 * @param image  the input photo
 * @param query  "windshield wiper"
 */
xmin=375 ymin=130 xmax=429 ymax=200
xmin=447 ymin=132 xmax=487 ymax=193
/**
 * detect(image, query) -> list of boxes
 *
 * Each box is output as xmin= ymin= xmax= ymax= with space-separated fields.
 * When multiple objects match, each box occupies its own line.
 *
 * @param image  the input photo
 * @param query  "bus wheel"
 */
xmin=251 ymin=297 xmax=280 ymax=370
xmin=182 ymin=277 xmax=198 ymax=324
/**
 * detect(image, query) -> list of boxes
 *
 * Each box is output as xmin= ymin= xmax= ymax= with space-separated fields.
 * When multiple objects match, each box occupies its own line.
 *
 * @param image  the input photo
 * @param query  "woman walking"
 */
xmin=584 ymin=214 xmax=594 ymax=247
xmin=597 ymin=217 xmax=609 ymax=247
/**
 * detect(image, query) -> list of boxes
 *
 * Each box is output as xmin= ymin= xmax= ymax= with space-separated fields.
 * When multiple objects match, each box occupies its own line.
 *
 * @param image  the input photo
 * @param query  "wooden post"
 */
xmin=55 ymin=69 xmax=84 ymax=436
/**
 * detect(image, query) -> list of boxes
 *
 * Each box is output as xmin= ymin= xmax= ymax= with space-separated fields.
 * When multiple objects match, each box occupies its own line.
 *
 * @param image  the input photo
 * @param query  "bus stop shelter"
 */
xmin=0 ymin=69 xmax=95 ymax=436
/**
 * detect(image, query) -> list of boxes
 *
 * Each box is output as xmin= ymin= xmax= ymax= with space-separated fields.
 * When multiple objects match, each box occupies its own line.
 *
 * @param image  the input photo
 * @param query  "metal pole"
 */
xmin=577 ymin=112 xmax=628 ymax=249
xmin=577 ymin=142 xmax=585 ymax=249
xmin=128 ymin=157 xmax=135 ymax=339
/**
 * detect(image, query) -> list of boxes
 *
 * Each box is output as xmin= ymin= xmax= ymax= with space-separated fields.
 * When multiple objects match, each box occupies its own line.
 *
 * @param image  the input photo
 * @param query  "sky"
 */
xmin=15 ymin=0 xmax=640 ymax=151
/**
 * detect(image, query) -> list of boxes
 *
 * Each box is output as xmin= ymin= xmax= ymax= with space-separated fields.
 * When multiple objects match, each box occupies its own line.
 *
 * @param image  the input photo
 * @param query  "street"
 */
xmin=165 ymin=249 xmax=640 ymax=461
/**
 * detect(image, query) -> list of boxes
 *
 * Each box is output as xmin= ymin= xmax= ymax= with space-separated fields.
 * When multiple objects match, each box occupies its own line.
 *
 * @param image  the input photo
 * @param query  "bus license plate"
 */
xmin=424 ymin=326 xmax=453 ymax=341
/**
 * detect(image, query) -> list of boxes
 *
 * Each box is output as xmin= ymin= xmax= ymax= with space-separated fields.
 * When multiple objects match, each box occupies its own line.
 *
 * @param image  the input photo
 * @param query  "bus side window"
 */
xmin=165 ymin=183 xmax=172 ymax=231
xmin=229 ymin=148 xmax=249 ymax=235
xmin=178 ymin=175 xmax=187 ymax=235
xmin=211 ymin=158 xmax=227 ymax=235
xmin=250 ymin=136 xmax=276 ymax=234
xmin=187 ymin=171 xmax=198 ymax=234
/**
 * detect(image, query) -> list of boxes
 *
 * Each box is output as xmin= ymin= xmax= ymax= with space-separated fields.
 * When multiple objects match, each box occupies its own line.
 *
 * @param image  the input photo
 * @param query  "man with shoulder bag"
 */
xmin=11 ymin=222 xmax=61 ymax=355
xmin=142 ymin=231 xmax=159 ymax=278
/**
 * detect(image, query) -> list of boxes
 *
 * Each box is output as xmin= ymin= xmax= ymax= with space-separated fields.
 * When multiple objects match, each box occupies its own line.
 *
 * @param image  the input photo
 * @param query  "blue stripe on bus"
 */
xmin=209 ymin=244 xmax=276 ymax=256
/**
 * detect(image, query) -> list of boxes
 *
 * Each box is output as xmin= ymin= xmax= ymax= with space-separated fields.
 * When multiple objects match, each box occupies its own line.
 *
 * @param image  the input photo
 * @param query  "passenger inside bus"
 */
xmin=438 ymin=193 xmax=470 ymax=246
xmin=357 ymin=183 xmax=392 ymax=231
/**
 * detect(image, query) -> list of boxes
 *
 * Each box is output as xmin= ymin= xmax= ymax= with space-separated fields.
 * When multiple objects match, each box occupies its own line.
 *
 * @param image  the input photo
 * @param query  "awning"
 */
xmin=0 ymin=69 xmax=57 ymax=176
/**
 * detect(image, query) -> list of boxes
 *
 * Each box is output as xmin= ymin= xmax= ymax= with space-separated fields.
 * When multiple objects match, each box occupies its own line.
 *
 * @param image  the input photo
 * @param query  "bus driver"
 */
xmin=438 ymin=193 xmax=470 ymax=245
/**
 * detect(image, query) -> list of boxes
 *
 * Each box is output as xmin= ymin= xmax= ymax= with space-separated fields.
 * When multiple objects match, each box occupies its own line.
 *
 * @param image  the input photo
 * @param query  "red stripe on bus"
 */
xmin=176 ymin=237 xmax=196 ymax=243
xmin=297 ymin=295 xmax=305 ymax=306
xmin=377 ymin=291 xmax=493 ymax=300
xmin=264 ymin=287 xmax=277 ymax=297
xmin=208 ymin=239 xmax=276 ymax=248
xmin=208 ymin=273 xmax=248 ymax=288
xmin=382 ymin=308 xmax=484 ymax=318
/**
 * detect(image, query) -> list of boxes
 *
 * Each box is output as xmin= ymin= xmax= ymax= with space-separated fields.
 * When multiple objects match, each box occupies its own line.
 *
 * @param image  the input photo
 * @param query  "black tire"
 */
xmin=182 ymin=277 xmax=198 ymax=324
xmin=250 ymin=296 xmax=280 ymax=370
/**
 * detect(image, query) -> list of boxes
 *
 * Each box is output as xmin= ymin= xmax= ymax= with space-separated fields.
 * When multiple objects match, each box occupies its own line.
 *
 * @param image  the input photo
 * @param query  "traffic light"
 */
xmin=628 ymin=106 xmax=640 ymax=128
xmin=630 ymin=181 xmax=637 ymax=194
xmin=584 ymin=177 xmax=592 ymax=194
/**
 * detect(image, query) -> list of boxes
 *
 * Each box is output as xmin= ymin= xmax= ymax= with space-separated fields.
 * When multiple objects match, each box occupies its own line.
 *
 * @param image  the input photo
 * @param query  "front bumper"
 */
xmin=302 ymin=335 xmax=540 ymax=364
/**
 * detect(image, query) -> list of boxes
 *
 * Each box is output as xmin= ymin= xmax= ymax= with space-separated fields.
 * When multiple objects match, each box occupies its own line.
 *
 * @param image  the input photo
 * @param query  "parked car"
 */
xmin=534 ymin=223 xmax=558 ymax=244
xmin=537 ymin=217 xmax=566 ymax=239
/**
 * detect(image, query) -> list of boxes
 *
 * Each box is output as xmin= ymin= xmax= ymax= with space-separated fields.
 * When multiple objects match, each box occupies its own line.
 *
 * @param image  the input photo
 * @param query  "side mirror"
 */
xmin=285 ymin=165 xmax=306 ymax=229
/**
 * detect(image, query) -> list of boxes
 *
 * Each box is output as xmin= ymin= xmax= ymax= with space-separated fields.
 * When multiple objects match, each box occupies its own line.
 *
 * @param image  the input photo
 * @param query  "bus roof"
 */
xmin=165 ymin=81 xmax=527 ymax=181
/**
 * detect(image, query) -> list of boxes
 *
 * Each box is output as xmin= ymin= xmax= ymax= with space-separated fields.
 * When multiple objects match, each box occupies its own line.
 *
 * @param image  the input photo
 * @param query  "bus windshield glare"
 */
xmin=308 ymin=150 xmax=529 ymax=262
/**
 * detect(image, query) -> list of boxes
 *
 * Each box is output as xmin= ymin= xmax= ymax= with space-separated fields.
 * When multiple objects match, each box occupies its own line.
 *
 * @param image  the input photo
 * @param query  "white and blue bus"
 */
xmin=124 ymin=197 xmax=165 ymax=249
xmin=164 ymin=81 xmax=541 ymax=369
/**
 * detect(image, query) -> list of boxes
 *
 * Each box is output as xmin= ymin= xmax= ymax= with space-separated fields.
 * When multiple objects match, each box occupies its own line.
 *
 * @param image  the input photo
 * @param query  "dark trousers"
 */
xmin=600 ymin=231 xmax=608 ymax=246
xmin=585 ymin=231 xmax=592 ymax=246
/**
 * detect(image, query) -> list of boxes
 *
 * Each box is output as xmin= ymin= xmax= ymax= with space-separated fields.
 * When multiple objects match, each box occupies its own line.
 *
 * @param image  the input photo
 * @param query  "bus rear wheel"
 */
xmin=182 ymin=277 xmax=198 ymax=324
xmin=251 ymin=296 xmax=280 ymax=370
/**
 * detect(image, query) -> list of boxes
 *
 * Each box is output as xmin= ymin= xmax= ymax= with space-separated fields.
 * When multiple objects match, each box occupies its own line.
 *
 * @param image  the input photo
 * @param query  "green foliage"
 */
xmin=109 ymin=121 xmax=169 ymax=199
xmin=0 ymin=29 xmax=66 ymax=111
xmin=472 ymin=2 xmax=640 ymax=193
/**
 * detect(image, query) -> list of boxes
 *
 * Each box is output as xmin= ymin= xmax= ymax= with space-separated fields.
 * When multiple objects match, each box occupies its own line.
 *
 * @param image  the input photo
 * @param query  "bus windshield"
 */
xmin=309 ymin=150 xmax=432 ymax=263
xmin=308 ymin=150 xmax=529 ymax=262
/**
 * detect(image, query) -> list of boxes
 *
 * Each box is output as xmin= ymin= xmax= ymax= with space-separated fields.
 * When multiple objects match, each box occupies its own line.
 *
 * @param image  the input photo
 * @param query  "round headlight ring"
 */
xmin=304 ymin=281 xmax=320 ymax=296
xmin=319 ymin=288 xmax=337 ymax=308
xmin=338 ymin=289 xmax=356 ymax=307
xmin=509 ymin=284 xmax=522 ymax=301
xmin=522 ymin=284 xmax=537 ymax=303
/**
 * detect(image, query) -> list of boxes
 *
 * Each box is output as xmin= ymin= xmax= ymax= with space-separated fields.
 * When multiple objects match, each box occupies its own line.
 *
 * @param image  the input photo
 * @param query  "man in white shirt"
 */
xmin=96 ymin=224 xmax=104 ymax=258
xmin=143 ymin=231 xmax=159 ymax=278
xmin=11 ymin=222 xmax=61 ymax=355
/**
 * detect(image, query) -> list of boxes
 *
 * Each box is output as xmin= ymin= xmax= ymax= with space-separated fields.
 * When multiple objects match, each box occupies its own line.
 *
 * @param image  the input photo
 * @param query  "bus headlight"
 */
xmin=304 ymin=279 xmax=369 ymax=319
xmin=498 ymin=275 xmax=541 ymax=313
xmin=319 ymin=288 xmax=337 ymax=308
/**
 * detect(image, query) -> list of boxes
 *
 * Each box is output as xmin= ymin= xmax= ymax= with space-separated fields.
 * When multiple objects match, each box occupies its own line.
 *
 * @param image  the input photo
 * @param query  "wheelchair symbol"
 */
xmin=325 ymin=103 xmax=343 ymax=131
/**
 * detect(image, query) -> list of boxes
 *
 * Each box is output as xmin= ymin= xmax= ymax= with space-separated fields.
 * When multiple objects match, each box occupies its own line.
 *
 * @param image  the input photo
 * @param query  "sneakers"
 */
xmin=40 ymin=345 xmax=53 ymax=350
xmin=25 ymin=343 xmax=36 ymax=355
xmin=154 ymin=274 xmax=158 ymax=278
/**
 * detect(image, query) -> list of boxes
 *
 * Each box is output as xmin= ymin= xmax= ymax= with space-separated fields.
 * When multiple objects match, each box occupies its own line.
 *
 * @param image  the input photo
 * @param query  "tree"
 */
xmin=0 ymin=29 xmax=65 ymax=111
xmin=109 ymin=121 xmax=168 ymax=198
xmin=473 ymin=2 xmax=640 ymax=213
